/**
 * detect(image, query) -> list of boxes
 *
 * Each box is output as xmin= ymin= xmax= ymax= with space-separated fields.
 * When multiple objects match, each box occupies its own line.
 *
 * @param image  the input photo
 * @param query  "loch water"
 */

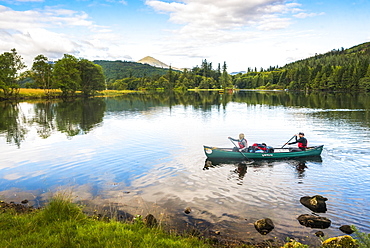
xmin=0 ymin=91 xmax=369 ymax=245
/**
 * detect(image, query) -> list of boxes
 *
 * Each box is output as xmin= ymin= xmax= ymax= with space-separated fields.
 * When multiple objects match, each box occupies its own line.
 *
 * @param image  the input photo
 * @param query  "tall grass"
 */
xmin=0 ymin=194 xmax=212 ymax=248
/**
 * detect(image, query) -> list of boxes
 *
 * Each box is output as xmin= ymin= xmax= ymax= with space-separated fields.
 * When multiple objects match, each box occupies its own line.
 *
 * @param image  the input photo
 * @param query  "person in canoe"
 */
xmin=286 ymin=132 xmax=308 ymax=151
xmin=228 ymin=133 xmax=248 ymax=152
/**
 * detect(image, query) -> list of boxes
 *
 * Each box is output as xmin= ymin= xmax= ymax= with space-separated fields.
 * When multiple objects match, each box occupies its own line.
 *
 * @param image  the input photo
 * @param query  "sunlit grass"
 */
xmin=0 ymin=194 xmax=213 ymax=248
xmin=18 ymin=88 xmax=62 ymax=98
xmin=98 ymin=89 xmax=138 ymax=96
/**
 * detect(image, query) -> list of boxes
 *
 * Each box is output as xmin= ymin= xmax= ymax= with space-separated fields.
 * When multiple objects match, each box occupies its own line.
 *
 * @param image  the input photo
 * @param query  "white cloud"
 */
xmin=0 ymin=4 xmax=131 ymax=68
xmin=139 ymin=0 xmax=338 ymax=71
xmin=294 ymin=12 xmax=325 ymax=18
xmin=146 ymin=0 xmax=301 ymax=31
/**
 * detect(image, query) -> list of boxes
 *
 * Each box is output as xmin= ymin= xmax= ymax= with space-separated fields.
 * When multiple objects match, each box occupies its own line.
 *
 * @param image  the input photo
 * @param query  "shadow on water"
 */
xmin=203 ymin=156 xmax=323 ymax=182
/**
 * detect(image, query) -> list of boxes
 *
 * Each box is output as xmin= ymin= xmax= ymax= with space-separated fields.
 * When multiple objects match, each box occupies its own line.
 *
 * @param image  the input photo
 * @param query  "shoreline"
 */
xmin=0 ymin=191 xmax=323 ymax=247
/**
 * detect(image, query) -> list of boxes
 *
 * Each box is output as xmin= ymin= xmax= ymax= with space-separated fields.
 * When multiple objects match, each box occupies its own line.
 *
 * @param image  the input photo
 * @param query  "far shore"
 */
xmin=0 ymin=88 xmax=289 ymax=102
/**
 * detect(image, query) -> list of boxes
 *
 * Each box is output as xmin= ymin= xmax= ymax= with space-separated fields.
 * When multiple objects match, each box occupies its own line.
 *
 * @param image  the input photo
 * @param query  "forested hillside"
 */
xmin=233 ymin=42 xmax=370 ymax=91
xmin=98 ymin=42 xmax=370 ymax=92
xmin=2 ymin=42 xmax=369 ymax=99
xmin=93 ymin=60 xmax=170 ymax=83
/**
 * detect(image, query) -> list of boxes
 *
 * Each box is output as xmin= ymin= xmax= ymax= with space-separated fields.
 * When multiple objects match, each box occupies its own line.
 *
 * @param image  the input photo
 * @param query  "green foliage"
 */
xmin=0 ymin=48 xmax=26 ymax=98
xmin=98 ymin=59 xmax=230 ymax=91
xmin=28 ymin=54 xmax=106 ymax=98
xmin=53 ymin=54 xmax=81 ymax=97
xmin=321 ymin=235 xmax=358 ymax=248
xmin=0 ymin=196 xmax=212 ymax=248
xmin=283 ymin=238 xmax=309 ymax=248
xmin=79 ymin=59 xmax=106 ymax=96
xmin=351 ymin=225 xmax=370 ymax=248
xmin=232 ymin=42 xmax=370 ymax=91
xmin=93 ymin=60 xmax=170 ymax=83
xmin=31 ymin=54 xmax=53 ymax=95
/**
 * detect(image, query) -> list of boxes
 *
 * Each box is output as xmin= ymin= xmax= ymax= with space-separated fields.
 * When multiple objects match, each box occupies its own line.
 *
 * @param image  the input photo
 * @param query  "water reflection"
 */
xmin=105 ymin=90 xmax=370 ymax=111
xmin=0 ymin=102 xmax=27 ymax=147
xmin=1 ymin=91 xmax=370 ymax=147
xmin=0 ymin=98 xmax=106 ymax=146
xmin=1 ymin=91 xmax=370 ymax=245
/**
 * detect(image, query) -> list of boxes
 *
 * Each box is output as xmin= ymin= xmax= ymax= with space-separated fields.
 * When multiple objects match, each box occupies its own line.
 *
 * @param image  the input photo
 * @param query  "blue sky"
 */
xmin=0 ymin=0 xmax=369 ymax=72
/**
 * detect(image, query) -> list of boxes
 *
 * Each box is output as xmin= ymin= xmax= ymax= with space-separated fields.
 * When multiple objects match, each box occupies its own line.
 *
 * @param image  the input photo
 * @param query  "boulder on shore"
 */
xmin=254 ymin=218 xmax=274 ymax=235
xmin=300 ymin=195 xmax=328 ymax=213
xmin=297 ymin=214 xmax=331 ymax=229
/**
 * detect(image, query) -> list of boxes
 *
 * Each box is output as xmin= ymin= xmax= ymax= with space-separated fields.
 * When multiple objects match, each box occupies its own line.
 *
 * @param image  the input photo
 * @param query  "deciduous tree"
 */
xmin=0 ymin=48 xmax=26 ymax=98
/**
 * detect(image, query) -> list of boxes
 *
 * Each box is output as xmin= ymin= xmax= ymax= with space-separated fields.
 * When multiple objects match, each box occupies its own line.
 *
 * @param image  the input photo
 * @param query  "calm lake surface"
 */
xmin=1 ymin=91 xmax=369 ymax=245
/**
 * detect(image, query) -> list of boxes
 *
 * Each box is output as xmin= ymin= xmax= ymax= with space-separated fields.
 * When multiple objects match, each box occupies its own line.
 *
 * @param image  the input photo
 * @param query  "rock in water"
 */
xmin=254 ymin=218 xmax=274 ymax=235
xmin=184 ymin=207 xmax=191 ymax=214
xmin=297 ymin=214 xmax=331 ymax=229
xmin=339 ymin=225 xmax=354 ymax=234
xmin=300 ymin=195 xmax=328 ymax=213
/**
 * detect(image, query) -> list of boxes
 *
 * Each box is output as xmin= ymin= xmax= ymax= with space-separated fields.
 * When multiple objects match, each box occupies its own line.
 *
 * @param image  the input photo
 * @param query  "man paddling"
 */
xmin=228 ymin=133 xmax=248 ymax=152
xmin=286 ymin=132 xmax=308 ymax=151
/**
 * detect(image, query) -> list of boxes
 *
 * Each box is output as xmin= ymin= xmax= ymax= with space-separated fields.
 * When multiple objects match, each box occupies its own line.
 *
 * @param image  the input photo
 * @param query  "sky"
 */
xmin=0 ymin=0 xmax=369 ymax=73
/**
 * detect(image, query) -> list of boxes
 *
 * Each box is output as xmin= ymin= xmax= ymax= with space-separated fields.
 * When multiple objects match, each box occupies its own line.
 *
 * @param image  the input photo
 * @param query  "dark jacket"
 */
xmin=289 ymin=136 xmax=308 ymax=149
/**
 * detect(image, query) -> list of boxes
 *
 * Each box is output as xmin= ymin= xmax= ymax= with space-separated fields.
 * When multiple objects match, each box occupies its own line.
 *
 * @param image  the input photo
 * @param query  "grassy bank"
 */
xmin=0 ymin=89 xmax=138 ymax=100
xmin=1 ymin=195 xmax=369 ymax=248
xmin=0 ymin=195 xmax=216 ymax=248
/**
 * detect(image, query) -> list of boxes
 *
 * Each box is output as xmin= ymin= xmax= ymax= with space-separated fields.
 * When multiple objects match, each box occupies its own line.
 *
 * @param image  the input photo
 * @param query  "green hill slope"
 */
xmin=284 ymin=42 xmax=370 ymax=69
xmin=233 ymin=41 xmax=370 ymax=91
xmin=93 ymin=60 xmax=170 ymax=83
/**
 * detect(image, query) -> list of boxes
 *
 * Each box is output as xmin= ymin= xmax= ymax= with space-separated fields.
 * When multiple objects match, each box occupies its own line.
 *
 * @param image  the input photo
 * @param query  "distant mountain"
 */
xmin=137 ymin=56 xmax=183 ymax=71
xmin=138 ymin=56 xmax=169 ymax=68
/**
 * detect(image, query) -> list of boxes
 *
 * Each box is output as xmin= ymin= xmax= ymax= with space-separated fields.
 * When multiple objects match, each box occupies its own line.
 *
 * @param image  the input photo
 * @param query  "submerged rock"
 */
xmin=300 ymin=195 xmax=328 ymax=213
xmin=315 ymin=231 xmax=325 ymax=237
xmin=184 ymin=207 xmax=191 ymax=214
xmin=297 ymin=214 xmax=331 ymax=229
xmin=254 ymin=218 xmax=274 ymax=235
xmin=339 ymin=225 xmax=354 ymax=234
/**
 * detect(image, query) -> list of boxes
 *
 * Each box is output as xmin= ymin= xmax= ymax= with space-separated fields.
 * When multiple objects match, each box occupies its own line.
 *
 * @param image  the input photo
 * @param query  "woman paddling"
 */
xmin=228 ymin=133 xmax=248 ymax=152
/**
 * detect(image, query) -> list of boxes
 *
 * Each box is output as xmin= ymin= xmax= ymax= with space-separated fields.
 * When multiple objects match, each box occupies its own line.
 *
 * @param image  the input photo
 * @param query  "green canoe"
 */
xmin=203 ymin=145 xmax=324 ymax=160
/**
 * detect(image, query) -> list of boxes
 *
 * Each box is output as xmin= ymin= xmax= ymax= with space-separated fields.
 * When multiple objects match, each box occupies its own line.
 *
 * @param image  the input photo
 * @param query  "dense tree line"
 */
xmin=107 ymin=59 xmax=232 ymax=91
xmin=0 ymin=49 xmax=105 ymax=99
xmin=93 ymin=60 xmax=170 ymax=83
xmin=101 ymin=42 xmax=370 ymax=92
xmin=2 ymin=42 xmax=370 ymax=97
xmin=232 ymin=42 xmax=370 ymax=91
